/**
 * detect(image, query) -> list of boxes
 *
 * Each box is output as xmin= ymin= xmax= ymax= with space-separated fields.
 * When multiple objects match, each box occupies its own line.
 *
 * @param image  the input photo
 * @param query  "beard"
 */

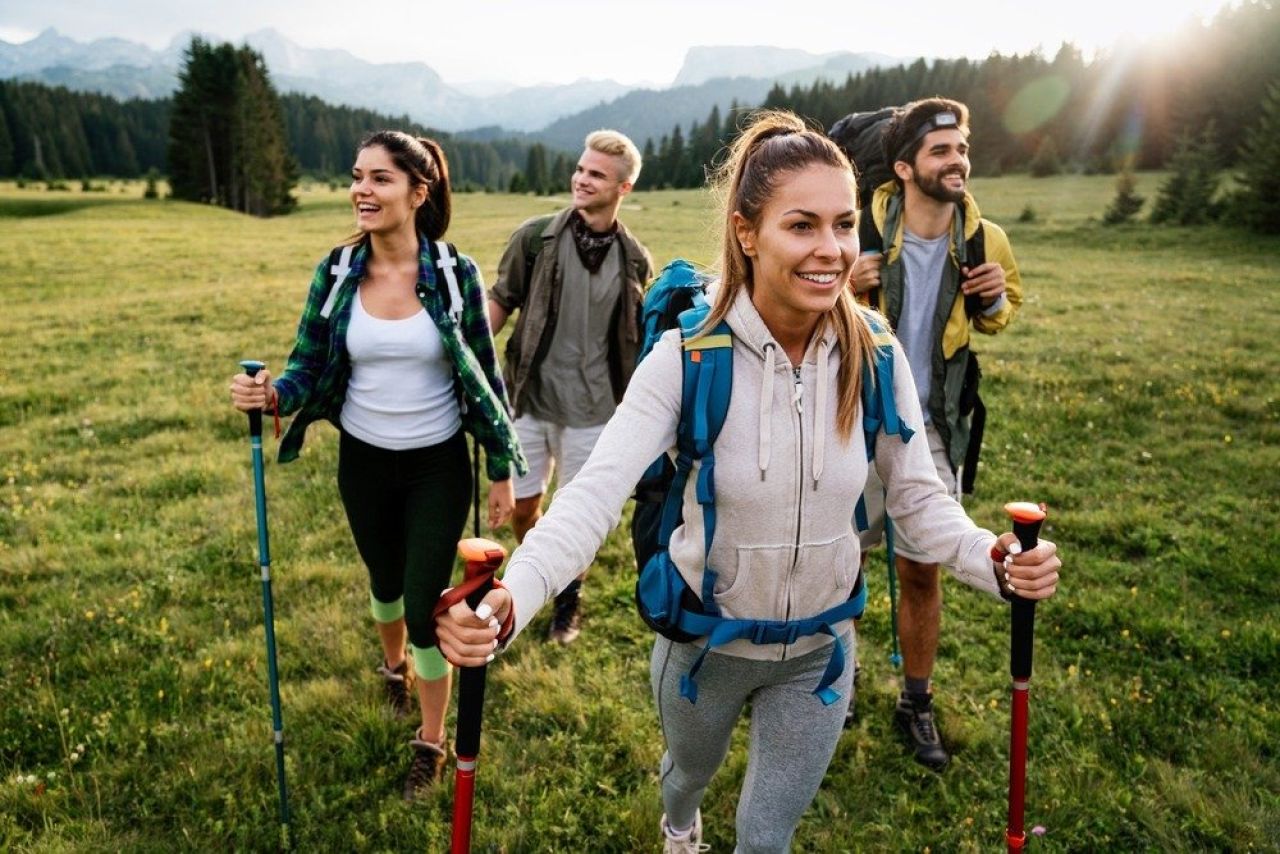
xmin=913 ymin=167 xmax=967 ymax=204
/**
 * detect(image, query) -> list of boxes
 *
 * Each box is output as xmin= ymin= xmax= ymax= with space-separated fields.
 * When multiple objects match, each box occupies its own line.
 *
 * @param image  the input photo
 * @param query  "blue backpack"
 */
xmin=631 ymin=260 xmax=915 ymax=706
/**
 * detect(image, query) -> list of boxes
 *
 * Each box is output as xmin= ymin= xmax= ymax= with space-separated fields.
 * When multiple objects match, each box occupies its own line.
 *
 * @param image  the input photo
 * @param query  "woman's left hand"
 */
xmin=994 ymin=534 xmax=1061 ymax=600
xmin=488 ymin=478 xmax=514 ymax=529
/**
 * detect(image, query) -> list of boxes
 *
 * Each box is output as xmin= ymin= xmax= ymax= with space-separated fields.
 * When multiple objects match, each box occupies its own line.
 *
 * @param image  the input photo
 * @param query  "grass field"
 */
xmin=1 ymin=173 xmax=1277 ymax=852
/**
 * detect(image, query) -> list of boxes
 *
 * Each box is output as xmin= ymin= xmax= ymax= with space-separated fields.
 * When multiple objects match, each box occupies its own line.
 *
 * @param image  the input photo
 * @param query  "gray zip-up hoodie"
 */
xmin=502 ymin=288 xmax=1003 ymax=661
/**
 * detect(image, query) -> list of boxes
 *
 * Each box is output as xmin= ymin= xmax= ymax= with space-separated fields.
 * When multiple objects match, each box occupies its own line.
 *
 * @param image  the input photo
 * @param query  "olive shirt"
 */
xmin=489 ymin=207 xmax=653 ymax=419
xmin=272 ymin=236 xmax=527 ymax=482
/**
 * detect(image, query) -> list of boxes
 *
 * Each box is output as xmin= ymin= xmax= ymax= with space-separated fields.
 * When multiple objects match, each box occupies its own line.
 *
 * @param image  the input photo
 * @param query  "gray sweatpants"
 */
xmin=649 ymin=632 xmax=855 ymax=854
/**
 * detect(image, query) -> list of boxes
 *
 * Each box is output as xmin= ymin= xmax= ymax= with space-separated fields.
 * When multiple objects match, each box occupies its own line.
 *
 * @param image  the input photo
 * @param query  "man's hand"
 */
xmin=850 ymin=250 xmax=883 ymax=296
xmin=961 ymin=262 xmax=1006 ymax=306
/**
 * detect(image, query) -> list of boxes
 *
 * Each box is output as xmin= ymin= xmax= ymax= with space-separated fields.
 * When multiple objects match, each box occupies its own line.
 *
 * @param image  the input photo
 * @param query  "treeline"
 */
xmin=281 ymin=95 xmax=526 ymax=191
xmin=636 ymin=0 xmax=1280 ymax=188
xmin=0 ymin=85 xmax=531 ymax=190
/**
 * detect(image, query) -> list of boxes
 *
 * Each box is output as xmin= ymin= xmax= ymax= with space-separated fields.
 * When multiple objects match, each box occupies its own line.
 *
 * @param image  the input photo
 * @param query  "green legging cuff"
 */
xmin=370 ymin=592 xmax=405 ymax=623
xmin=411 ymin=644 xmax=450 ymax=681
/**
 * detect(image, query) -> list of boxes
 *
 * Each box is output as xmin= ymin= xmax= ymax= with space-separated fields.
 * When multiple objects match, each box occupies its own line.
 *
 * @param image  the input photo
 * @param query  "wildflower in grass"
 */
xmin=203 ymin=657 xmax=213 ymax=669
xmin=1121 ymin=629 xmax=1129 ymax=638
xmin=1068 ymin=664 xmax=1078 ymax=677
xmin=1221 ymin=629 xmax=1230 ymax=638
xmin=84 ymin=610 xmax=96 ymax=620
xmin=157 ymin=690 xmax=165 ymax=700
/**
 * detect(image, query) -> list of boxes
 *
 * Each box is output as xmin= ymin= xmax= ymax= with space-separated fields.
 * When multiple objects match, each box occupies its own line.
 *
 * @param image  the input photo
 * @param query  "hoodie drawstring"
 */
xmin=759 ymin=342 xmax=776 ymax=479
xmin=812 ymin=336 xmax=830 ymax=488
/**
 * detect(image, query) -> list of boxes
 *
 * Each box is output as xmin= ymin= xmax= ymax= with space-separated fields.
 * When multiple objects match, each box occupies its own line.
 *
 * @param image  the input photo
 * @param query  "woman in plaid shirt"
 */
xmin=230 ymin=131 xmax=525 ymax=800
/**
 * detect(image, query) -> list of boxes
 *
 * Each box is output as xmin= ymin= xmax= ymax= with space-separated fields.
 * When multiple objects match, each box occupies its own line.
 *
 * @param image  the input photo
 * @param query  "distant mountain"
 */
xmin=672 ymin=46 xmax=906 ymax=88
xmin=529 ymin=48 xmax=911 ymax=151
xmin=0 ymin=27 xmax=634 ymax=132
xmin=533 ymin=77 xmax=777 ymax=151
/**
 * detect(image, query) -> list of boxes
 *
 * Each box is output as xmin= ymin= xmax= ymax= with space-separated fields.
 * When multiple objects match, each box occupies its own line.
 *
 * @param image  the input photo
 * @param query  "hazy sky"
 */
xmin=1 ymin=0 xmax=1240 ymax=86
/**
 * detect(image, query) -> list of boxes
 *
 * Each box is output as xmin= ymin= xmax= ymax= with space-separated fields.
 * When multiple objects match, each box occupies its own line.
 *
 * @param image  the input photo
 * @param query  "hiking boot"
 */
xmin=403 ymin=733 xmax=448 ymax=801
xmin=548 ymin=584 xmax=582 ymax=645
xmin=894 ymin=691 xmax=949 ymax=771
xmin=377 ymin=658 xmax=414 ymax=720
xmin=661 ymin=810 xmax=709 ymax=853
xmin=842 ymin=661 xmax=863 ymax=729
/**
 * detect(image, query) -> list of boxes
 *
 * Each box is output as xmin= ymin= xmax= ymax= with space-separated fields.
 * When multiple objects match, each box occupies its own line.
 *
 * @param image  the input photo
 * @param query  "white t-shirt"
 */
xmin=898 ymin=229 xmax=949 ymax=422
xmin=339 ymin=290 xmax=461 ymax=449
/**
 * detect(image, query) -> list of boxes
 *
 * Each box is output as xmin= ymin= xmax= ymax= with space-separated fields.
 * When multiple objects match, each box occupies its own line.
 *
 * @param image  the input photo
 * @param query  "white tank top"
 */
xmin=340 ymin=290 xmax=461 ymax=449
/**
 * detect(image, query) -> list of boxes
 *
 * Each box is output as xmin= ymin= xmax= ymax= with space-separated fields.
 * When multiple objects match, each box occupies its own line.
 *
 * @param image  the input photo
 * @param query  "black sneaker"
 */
xmin=893 ymin=692 xmax=949 ymax=771
xmin=403 ymin=734 xmax=448 ymax=801
xmin=377 ymin=658 xmax=414 ymax=720
xmin=548 ymin=584 xmax=582 ymax=645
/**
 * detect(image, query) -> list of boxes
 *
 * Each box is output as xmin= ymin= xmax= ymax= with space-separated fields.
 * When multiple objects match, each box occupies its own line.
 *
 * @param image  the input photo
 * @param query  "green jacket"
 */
xmin=273 ymin=236 xmax=527 ymax=482
xmin=868 ymin=181 xmax=1023 ymax=472
xmin=490 ymin=208 xmax=653 ymax=417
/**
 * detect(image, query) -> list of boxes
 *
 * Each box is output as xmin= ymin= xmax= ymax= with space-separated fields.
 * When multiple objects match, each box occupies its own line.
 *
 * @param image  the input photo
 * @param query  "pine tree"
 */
xmin=1149 ymin=124 xmax=1221 ymax=225
xmin=1231 ymin=81 xmax=1280 ymax=234
xmin=168 ymin=38 xmax=296 ymax=215
xmin=1102 ymin=168 xmax=1145 ymax=224
xmin=525 ymin=144 xmax=549 ymax=195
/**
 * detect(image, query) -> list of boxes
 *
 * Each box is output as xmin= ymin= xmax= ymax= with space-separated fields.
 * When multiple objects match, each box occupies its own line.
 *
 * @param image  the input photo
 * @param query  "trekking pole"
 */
xmin=884 ymin=513 xmax=903 ymax=667
xmin=1004 ymin=501 xmax=1047 ymax=853
xmin=449 ymin=537 xmax=507 ymax=854
xmin=238 ymin=360 xmax=291 ymax=843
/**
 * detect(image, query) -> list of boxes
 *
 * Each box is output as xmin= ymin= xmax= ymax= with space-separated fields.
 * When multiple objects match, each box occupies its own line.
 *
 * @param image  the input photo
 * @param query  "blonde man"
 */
xmin=488 ymin=130 xmax=653 ymax=644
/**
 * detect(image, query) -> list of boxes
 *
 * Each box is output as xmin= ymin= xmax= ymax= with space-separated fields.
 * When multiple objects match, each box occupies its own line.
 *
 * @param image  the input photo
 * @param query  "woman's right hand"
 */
xmin=436 ymin=587 xmax=513 ymax=667
xmin=229 ymin=367 xmax=277 ymax=413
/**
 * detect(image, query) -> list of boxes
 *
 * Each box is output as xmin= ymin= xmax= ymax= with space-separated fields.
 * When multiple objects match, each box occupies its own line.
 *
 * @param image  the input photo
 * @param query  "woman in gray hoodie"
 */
xmin=436 ymin=111 xmax=1062 ymax=853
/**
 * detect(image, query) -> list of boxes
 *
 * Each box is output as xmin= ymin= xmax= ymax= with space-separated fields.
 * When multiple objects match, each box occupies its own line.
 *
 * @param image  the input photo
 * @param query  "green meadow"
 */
xmin=1 ymin=174 xmax=1277 ymax=852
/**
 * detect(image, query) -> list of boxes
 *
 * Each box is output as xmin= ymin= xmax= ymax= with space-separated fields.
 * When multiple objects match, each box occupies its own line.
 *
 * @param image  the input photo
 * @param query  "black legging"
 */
xmin=337 ymin=429 xmax=471 ymax=652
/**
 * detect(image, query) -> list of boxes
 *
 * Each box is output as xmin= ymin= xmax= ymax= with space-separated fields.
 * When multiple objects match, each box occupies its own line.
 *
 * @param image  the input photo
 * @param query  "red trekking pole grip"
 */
xmin=1004 ymin=502 xmax=1046 ymax=852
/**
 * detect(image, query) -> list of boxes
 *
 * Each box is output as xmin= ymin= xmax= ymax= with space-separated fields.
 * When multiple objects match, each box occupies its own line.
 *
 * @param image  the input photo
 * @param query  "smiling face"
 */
xmin=350 ymin=144 xmax=426 ymax=236
xmin=571 ymin=148 xmax=631 ymax=217
xmin=734 ymin=162 xmax=860 ymax=327
xmin=899 ymin=127 xmax=970 ymax=204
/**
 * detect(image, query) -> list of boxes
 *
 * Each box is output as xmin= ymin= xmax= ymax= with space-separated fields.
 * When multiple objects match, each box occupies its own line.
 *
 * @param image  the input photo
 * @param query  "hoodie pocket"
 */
xmin=789 ymin=534 xmax=858 ymax=619
xmin=713 ymin=544 xmax=793 ymax=619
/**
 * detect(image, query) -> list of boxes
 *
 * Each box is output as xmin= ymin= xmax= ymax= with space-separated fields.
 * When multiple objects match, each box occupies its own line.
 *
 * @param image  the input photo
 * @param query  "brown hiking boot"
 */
xmin=377 ymin=658 xmax=414 ymax=720
xmin=403 ymin=733 xmax=448 ymax=801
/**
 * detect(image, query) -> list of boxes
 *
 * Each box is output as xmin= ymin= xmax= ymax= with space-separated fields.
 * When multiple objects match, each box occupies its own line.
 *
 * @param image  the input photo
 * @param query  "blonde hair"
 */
xmin=703 ymin=110 xmax=879 ymax=442
xmin=584 ymin=129 xmax=642 ymax=184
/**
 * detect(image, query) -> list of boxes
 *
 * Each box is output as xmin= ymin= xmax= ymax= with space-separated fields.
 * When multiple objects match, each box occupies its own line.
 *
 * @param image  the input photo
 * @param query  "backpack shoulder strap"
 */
xmin=651 ymin=303 xmax=733 ymax=614
xmin=961 ymin=220 xmax=987 ymax=318
xmin=433 ymin=240 xmax=464 ymax=324
xmin=855 ymin=314 xmax=915 ymax=531
xmin=319 ymin=244 xmax=355 ymax=320
xmin=521 ymin=213 xmax=556 ymax=284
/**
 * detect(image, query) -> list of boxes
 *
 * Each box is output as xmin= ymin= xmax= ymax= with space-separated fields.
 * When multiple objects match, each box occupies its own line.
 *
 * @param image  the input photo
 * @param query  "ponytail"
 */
xmin=414 ymin=137 xmax=452 ymax=242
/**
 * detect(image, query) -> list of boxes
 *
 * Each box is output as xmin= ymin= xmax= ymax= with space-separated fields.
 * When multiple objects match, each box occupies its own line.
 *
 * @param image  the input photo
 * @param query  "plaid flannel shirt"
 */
xmin=273 ymin=236 xmax=527 ymax=482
